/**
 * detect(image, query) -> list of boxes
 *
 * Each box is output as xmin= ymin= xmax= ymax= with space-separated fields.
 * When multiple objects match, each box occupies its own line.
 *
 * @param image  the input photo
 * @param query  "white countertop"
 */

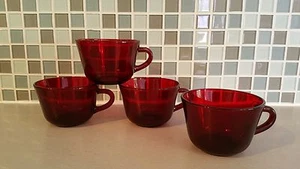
xmin=0 ymin=103 xmax=299 ymax=169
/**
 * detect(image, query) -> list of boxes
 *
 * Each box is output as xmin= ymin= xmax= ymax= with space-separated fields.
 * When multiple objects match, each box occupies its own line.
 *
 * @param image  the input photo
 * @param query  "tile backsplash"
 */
xmin=0 ymin=0 xmax=300 ymax=104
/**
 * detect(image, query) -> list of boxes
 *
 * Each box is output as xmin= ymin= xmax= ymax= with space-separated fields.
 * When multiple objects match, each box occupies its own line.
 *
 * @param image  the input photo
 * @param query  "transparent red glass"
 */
xmin=181 ymin=88 xmax=276 ymax=156
xmin=76 ymin=39 xmax=153 ymax=84
xmin=119 ymin=77 xmax=188 ymax=127
xmin=34 ymin=77 xmax=115 ymax=127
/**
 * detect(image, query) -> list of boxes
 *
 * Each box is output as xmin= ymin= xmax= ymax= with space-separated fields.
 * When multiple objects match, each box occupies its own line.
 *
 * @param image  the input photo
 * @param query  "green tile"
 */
xmin=87 ymin=30 xmax=101 ymax=38
xmin=74 ymin=61 xmax=84 ymax=74
xmin=8 ymin=14 xmax=22 ymax=28
xmin=25 ymin=30 xmax=40 ymax=43
xmin=181 ymin=0 xmax=195 ymax=12
xmin=23 ymin=0 xmax=37 ymax=11
xmin=13 ymin=60 xmax=27 ymax=74
xmin=118 ymin=15 xmax=131 ymax=28
xmin=26 ymin=45 xmax=40 ymax=59
xmin=38 ymin=0 xmax=52 ymax=11
xmin=72 ymin=46 xmax=80 ymax=60
xmin=7 ymin=0 xmax=20 ymax=11
xmin=71 ymin=14 xmax=84 ymax=27
xmin=30 ymin=90 xmax=38 ymax=100
xmin=41 ymin=45 xmax=56 ymax=59
xmin=0 ymin=0 xmax=5 ymax=11
xmin=43 ymin=61 xmax=56 ymax=74
xmin=86 ymin=0 xmax=99 ymax=11
xmin=2 ymin=90 xmax=15 ymax=101
xmin=0 ymin=46 xmax=10 ymax=58
xmin=57 ymin=46 xmax=71 ymax=59
xmin=10 ymin=30 xmax=24 ymax=43
xmin=1 ymin=75 xmax=14 ymax=88
xmin=53 ymin=0 xmax=68 ymax=11
xmin=134 ymin=0 xmax=147 ymax=12
xmin=15 ymin=75 xmax=28 ymax=88
xmin=0 ymin=30 xmax=9 ymax=44
xmin=39 ymin=14 xmax=53 ymax=27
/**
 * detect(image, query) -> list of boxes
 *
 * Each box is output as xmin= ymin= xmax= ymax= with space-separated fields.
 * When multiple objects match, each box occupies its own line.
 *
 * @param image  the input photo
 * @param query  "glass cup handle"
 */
xmin=255 ymin=106 xmax=277 ymax=134
xmin=94 ymin=88 xmax=115 ymax=113
xmin=134 ymin=47 xmax=153 ymax=72
xmin=173 ymin=88 xmax=189 ymax=112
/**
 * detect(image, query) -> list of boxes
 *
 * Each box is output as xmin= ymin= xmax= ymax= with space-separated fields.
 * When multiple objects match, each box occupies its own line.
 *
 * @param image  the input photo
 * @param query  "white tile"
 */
xmin=0 ymin=30 xmax=9 ymax=44
xmin=101 ymin=0 xmax=115 ymax=12
xmin=72 ymin=46 xmax=80 ymax=60
xmin=133 ymin=15 xmax=147 ymax=29
xmin=149 ymin=0 xmax=163 ymax=12
xmin=197 ymin=15 xmax=209 ymax=28
xmin=222 ymin=77 xmax=237 ymax=89
xmin=226 ymin=30 xmax=240 ymax=44
xmin=180 ymin=15 xmax=195 ymax=29
xmin=8 ymin=14 xmax=23 ymax=28
xmin=86 ymin=14 xmax=101 ymax=28
xmin=148 ymin=31 xmax=162 ymax=45
xmin=238 ymin=62 xmax=253 ymax=75
xmin=274 ymin=15 xmax=289 ymax=29
xmin=207 ymin=77 xmax=221 ymax=88
xmin=259 ymin=0 xmax=274 ymax=12
xmin=178 ymin=62 xmax=192 ymax=75
xmin=255 ymin=46 xmax=270 ymax=60
xmin=25 ymin=30 xmax=40 ymax=43
xmin=38 ymin=0 xmax=52 ymax=11
xmin=295 ymin=92 xmax=300 ymax=104
xmin=209 ymin=47 xmax=223 ymax=60
xmin=243 ymin=14 xmax=257 ymax=29
xmin=55 ymin=30 xmax=70 ymax=44
xmin=282 ymin=77 xmax=297 ymax=90
xmin=195 ymin=31 xmax=208 ymax=45
xmin=288 ymin=31 xmax=300 ymax=45
xmin=269 ymin=62 xmax=284 ymax=75
xmin=164 ymin=47 xmax=177 ymax=60
xmin=53 ymin=0 xmax=68 ymax=12
xmin=198 ymin=0 xmax=210 ymax=11
xmin=102 ymin=30 xmax=116 ymax=38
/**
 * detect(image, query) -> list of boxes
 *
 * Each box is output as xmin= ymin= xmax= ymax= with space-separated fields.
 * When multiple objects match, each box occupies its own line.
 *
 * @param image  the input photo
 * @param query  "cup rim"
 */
xmin=181 ymin=88 xmax=266 ymax=110
xmin=76 ymin=38 xmax=139 ymax=44
xmin=119 ymin=77 xmax=180 ymax=91
xmin=33 ymin=76 xmax=96 ymax=91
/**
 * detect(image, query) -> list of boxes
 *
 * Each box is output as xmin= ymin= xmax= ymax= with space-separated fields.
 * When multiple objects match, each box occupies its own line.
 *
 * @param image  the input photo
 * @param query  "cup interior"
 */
xmin=76 ymin=38 xmax=138 ymax=45
xmin=120 ymin=77 xmax=179 ymax=90
xmin=34 ymin=77 xmax=94 ymax=90
xmin=182 ymin=88 xmax=264 ymax=109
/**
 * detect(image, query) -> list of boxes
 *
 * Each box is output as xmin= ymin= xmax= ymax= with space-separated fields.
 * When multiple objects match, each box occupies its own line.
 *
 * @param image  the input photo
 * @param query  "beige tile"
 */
xmin=238 ymin=77 xmax=252 ymax=90
xmin=118 ymin=0 xmax=131 ymax=12
xmin=243 ymin=31 xmax=256 ymax=44
xmin=273 ymin=31 xmax=287 ymax=44
xmin=229 ymin=0 xmax=243 ymax=11
xmin=211 ymin=31 xmax=225 ymax=45
xmin=57 ymin=46 xmax=71 ymax=59
xmin=102 ymin=14 xmax=116 ymax=28
xmin=293 ymin=0 xmax=300 ymax=12
xmin=255 ymin=62 xmax=268 ymax=75
xmin=225 ymin=46 xmax=239 ymax=60
xmin=70 ymin=0 xmax=83 ymax=11
xmin=71 ymin=30 xmax=85 ymax=43
xmin=15 ymin=75 xmax=28 ymax=88
xmin=12 ymin=45 xmax=25 ymax=58
xmin=178 ymin=77 xmax=191 ymax=89
xmin=30 ymin=90 xmax=38 ymax=100
xmin=149 ymin=15 xmax=163 ymax=29
xmin=149 ymin=62 xmax=162 ymax=75
xmin=16 ymin=90 xmax=29 ymax=100
xmin=41 ymin=30 xmax=54 ymax=43
xmin=7 ymin=0 xmax=21 ymax=11
xmin=28 ymin=61 xmax=41 ymax=74
xmin=0 ymin=61 xmax=12 ymax=73
xmin=281 ymin=93 xmax=295 ymax=103
xmin=260 ymin=15 xmax=273 ymax=28
xmin=268 ymin=77 xmax=281 ymax=90
xmin=0 ymin=14 xmax=7 ymax=27
xmin=58 ymin=61 xmax=72 ymax=74
xmin=55 ymin=14 xmax=69 ymax=28
xmin=2 ymin=90 xmax=15 ymax=101
xmin=24 ymin=14 xmax=38 ymax=27
xmin=165 ymin=31 xmax=177 ymax=44
xmin=165 ymin=0 xmax=179 ymax=12
xmin=118 ymin=31 xmax=132 ymax=39
xmin=179 ymin=47 xmax=192 ymax=60
xmin=194 ymin=62 xmax=207 ymax=75
xmin=213 ymin=0 xmax=227 ymax=12
xmin=286 ymin=47 xmax=300 ymax=60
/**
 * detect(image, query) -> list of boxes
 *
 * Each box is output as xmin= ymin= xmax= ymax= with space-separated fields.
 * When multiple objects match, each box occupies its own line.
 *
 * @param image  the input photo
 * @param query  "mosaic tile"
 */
xmin=272 ymin=32 xmax=286 ymax=45
xmin=180 ymin=31 xmax=193 ymax=45
xmin=290 ymin=15 xmax=300 ymax=29
xmin=276 ymin=0 xmax=291 ymax=12
xmin=101 ymin=0 xmax=115 ymax=12
xmin=195 ymin=31 xmax=208 ymax=45
xmin=181 ymin=0 xmax=195 ymax=12
xmin=274 ymin=15 xmax=289 ymax=29
xmin=193 ymin=77 xmax=206 ymax=89
xmin=212 ymin=15 xmax=225 ymax=29
xmin=55 ymin=30 xmax=71 ymax=44
xmin=38 ymin=0 xmax=52 ymax=11
xmin=0 ymin=14 xmax=7 ymax=27
xmin=74 ymin=61 xmax=84 ymax=74
xmin=149 ymin=15 xmax=163 ymax=29
xmin=7 ymin=0 xmax=20 ymax=11
xmin=255 ymin=47 xmax=270 ymax=60
xmin=0 ymin=46 xmax=10 ymax=59
xmin=30 ymin=90 xmax=38 ymax=100
xmin=255 ymin=62 xmax=268 ymax=75
xmin=288 ymin=31 xmax=300 ymax=45
xmin=2 ymin=90 xmax=15 ymax=101
xmin=164 ymin=62 xmax=177 ymax=75
xmin=102 ymin=30 xmax=116 ymax=38
xmin=243 ymin=14 xmax=257 ymax=29
xmin=209 ymin=47 xmax=224 ymax=60
xmin=165 ymin=31 xmax=178 ymax=45
xmin=134 ymin=31 xmax=147 ymax=44
xmin=70 ymin=0 xmax=83 ymax=11
xmin=209 ymin=62 xmax=222 ymax=75
xmin=253 ymin=77 xmax=267 ymax=90
xmin=71 ymin=14 xmax=84 ymax=27
xmin=164 ymin=47 xmax=177 ymax=60
xmin=103 ymin=14 xmax=116 ymax=28
xmin=258 ymin=31 xmax=271 ymax=44
xmin=57 ymin=46 xmax=71 ymax=59
xmin=194 ymin=47 xmax=208 ymax=60
xmin=178 ymin=77 xmax=191 ymax=89
xmin=165 ymin=15 xmax=179 ymax=29
xmin=284 ymin=63 xmax=298 ymax=75
xmin=223 ymin=77 xmax=236 ymax=89
xmin=53 ymin=0 xmax=68 ymax=12
xmin=118 ymin=15 xmax=131 ymax=28
xmin=267 ymin=92 xmax=280 ymax=102
xmin=178 ymin=62 xmax=192 ymax=75
xmin=260 ymin=15 xmax=273 ymax=28
xmin=241 ymin=47 xmax=255 ymax=60
xmin=149 ymin=31 xmax=162 ymax=45
xmin=13 ymin=60 xmax=27 ymax=74
xmin=149 ymin=0 xmax=163 ymax=12
xmin=206 ymin=77 xmax=221 ymax=88
xmin=282 ymin=77 xmax=297 ymax=90
xmin=149 ymin=62 xmax=162 ymax=75
xmin=26 ymin=45 xmax=40 ymax=59
xmin=271 ymin=47 xmax=285 ymax=60
xmin=226 ymin=30 xmax=240 ymax=44
xmin=43 ymin=61 xmax=56 ymax=74
xmin=24 ymin=14 xmax=38 ymax=27
xmin=198 ymin=0 xmax=210 ymax=12
xmin=269 ymin=62 xmax=284 ymax=76
xmin=1 ymin=75 xmax=14 ymax=88
xmin=133 ymin=15 xmax=147 ymax=29
xmin=225 ymin=46 xmax=239 ymax=60
xmin=243 ymin=31 xmax=256 ymax=44
xmin=15 ymin=75 xmax=28 ymax=88
xmin=0 ymin=30 xmax=9 ymax=44
xmin=213 ymin=0 xmax=227 ymax=12
xmin=180 ymin=15 xmax=194 ymax=29
xmin=118 ymin=0 xmax=131 ymax=12
xmin=41 ymin=30 xmax=54 ymax=43
xmin=150 ymin=47 xmax=162 ymax=60
xmin=55 ymin=14 xmax=69 ymax=28
xmin=71 ymin=30 xmax=85 ymax=43
xmin=41 ymin=45 xmax=56 ymax=59
xmin=229 ymin=0 xmax=243 ymax=11
xmin=293 ymin=0 xmax=300 ymax=12
xmin=12 ymin=45 xmax=25 ymax=58
xmin=8 ymin=14 xmax=22 ymax=28
xmin=28 ymin=61 xmax=41 ymax=74
xmin=281 ymin=93 xmax=295 ymax=103
xmin=134 ymin=0 xmax=147 ymax=12
xmin=245 ymin=0 xmax=259 ymax=12
xmin=39 ymin=14 xmax=53 ymax=28
xmin=286 ymin=47 xmax=300 ymax=60
xmin=0 ymin=61 xmax=12 ymax=73
xmin=259 ymin=0 xmax=274 ymax=12
xmin=24 ymin=30 xmax=39 ymax=43
xmin=193 ymin=62 xmax=207 ymax=75
xmin=268 ymin=78 xmax=282 ymax=90
xmin=179 ymin=47 xmax=192 ymax=60
xmin=86 ymin=0 xmax=99 ymax=11
xmin=10 ymin=30 xmax=23 ymax=43
xmin=211 ymin=31 xmax=225 ymax=45
xmin=118 ymin=31 xmax=131 ymax=39
xmin=58 ymin=61 xmax=72 ymax=74
xmin=228 ymin=14 xmax=242 ymax=28
xmin=0 ymin=0 xmax=5 ymax=11
xmin=238 ymin=62 xmax=253 ymax=75
xmin=224 ymin=62 xmax=238 ymax=75
xmin=16 ymin=90 xmax=29 ymax=101
xmin=87 ymin=30 xmax=100 ymax=38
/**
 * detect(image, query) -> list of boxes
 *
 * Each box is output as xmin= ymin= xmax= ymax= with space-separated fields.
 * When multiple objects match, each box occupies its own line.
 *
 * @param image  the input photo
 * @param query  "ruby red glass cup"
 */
xmin=181 ymin=88 xmax=277 ymax=156
xmin=119 ymin=77 xmax=188 ymax=127
xmin=34 ymin=77 xmax=115 ymax=127
xmin=76 ymin=39 xmax=153 ymax=85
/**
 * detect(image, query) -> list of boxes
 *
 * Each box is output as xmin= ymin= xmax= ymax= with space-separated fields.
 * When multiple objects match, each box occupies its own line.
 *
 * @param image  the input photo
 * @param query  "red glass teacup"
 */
xmin=76 ymin=39 xmax=153 ymax=84
xmin=119 ymin=77 xmax=188 ymax=127
xmin=181 ymin=88 xmax=276 ymax=156
xmin=34 ymin=77 xmax=115 ymax=127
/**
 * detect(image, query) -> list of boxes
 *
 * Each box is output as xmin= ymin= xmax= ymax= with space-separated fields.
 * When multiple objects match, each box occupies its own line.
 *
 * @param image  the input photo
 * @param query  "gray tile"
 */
xmin=181 ymin=0 xmax=195 ymax=12
xmin=271 ymin=47 xmax=285 ymax=60
xmin=23 ymin=0 xmax=37 ymax=11
xmin=260 ymin=15 xmax=273 ymax=28
xmin=57 ymin=46 xmax=71 ymax=59
xmin=71 ymin=30 xmax=85 ymax=43
xmin=285 ymin=63 xmax=298 ymax=75
xmin=0 ymin=14 xmax=6 ymax=27
xmin=194 ymin=47 xmax=208 ymax=60
xmin=277 ymin=0 xmax=291 ymax=12
xmin=229 ymin=0 xmax=243 ymax=11
xmin=255 ymin=62 xmax=268 ymax=75
xmin=293 ymin=0 xmax=300 ymax=12
xmin=0 ymin=46 xmax=10 ymax=58
xmin=24 ymin=14 xmax=38 ymax=27
xmin=209 ymin=62 xmax=222 ymax=75
xmin=10 ymin=30 xmax=23 ymax=43
xmin=290 ymin=15 xmax=300 ymax=29
xmin=16 ymin=90 xmax=29 ymax=101
xmin=178 ymin=77 xmax=191 ymax=89
xmin=243 ymin=31 xmax=256 ymax=44
xmin=165 ymin=15 xmax=178 ymax=29
xmin=273 ymin=31 xmax=287 ymax=44
xmin=179 ymin=47 xmax=192 ymax=60
xmin=118 ymin=31 xmax=131 ymax=39
xmin=40 ymin=30 xmax=54 ymax=43
xmin=286 ymin=47 xmax=300 ymax=60
xmin=267 ymin=92 xmax=280 ymax=102
xmin=164 ymin=31 xmax=177 ymax=44
xmin=55 ymin=14 xmax=69 ymax=28
xmin=26 ymin=45 xmax=40 ymax=59
xmin=241 ymin=47 xmax=255 ymax=60
xmin=268 ymin=78 xmax=282 ymax=90
xmin=149 ymin=62 xmax=161 ymax=75
xmin=118 ymin=0 xmax=131 ymax=12
xmin=245 ymin=0 xmax=259 ymax=11
xmin=224 ymin=62 xmax=238 ymax=75
xmin=102 ymin=14 xmax=116 ymax=28
xmin=43 ymin=61 xmax=56 ymax=74
xmin=180 ymin=31 xmax=193 ymax=45
xmin=193 ymin=77 xmax=206 ymax=88
xmin=258 ymin=31 xmax=271 ymax=44
xmin=165 ymin=0 xmax=179 ymax=12
xmin=39 ymin=14 xmax=53 ymax=27
xmin=86 ymin=0 xmax=99 ymax=11
xmin=7 ymin=0 xmax=20 ymax=11
xmin=212 ymin=15 xmax=226 ymax=29
xmin=2 ymin=90 xmax=15 ymax=101
xmin=118 ymin=15 xmax=131 ymax=28
xmin=281 ymin=93 xmax=295 ymax=103
xmin=74 ymin=61 xmax=84 ymax=74
xmin=15 ymin=75 xmax=28 ymax=88
xmin=164 ymin=62 xmax=177 ymax=75
xmin=197 ymin=15 xmax=210 ymax=29
xmin=149 ymin=15 xmax=163 ymax=29
xmin=134 ymin=0 xmax=147 ymax=12
xmin=12 ymin=45 xmax=25 ymax=58
xmin=211 ymin=31 xmax=225 ymax=45
xmin=71 ymin=14 xmax=84 ymax=27
xmin=228 ymin=14 xmax=242 ymax=28
xmin=70 ymin=0 xmax=83 ymax=11
xmin=194 ymin=62 xmax=207 ymax=75
xmin=134 ymin=31 xmax=147 ymax=44
xmin=213 ymin=0 xmax=227 ymax=12
xmin=0 ymin=0 xmax=5 ymax=11
xmin=253 ymin=77 xmax=267 ymax=90
xmin=238 ymin=77 xmax=252 ymax=90
xmin=225 ymin=46 xmax=239 ymax=60
xmin=150 ymin=47 xmax=162 ymax=60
